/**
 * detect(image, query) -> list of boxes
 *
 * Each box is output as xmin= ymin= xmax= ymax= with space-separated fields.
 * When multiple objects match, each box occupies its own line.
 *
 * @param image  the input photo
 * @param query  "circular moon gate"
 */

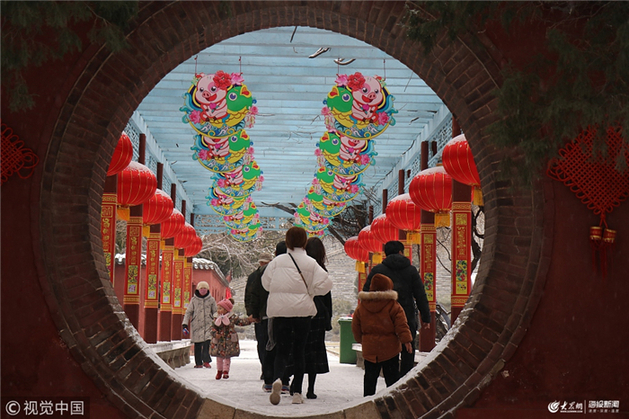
xmin=37 ymin=2 xmax=550 ymax=418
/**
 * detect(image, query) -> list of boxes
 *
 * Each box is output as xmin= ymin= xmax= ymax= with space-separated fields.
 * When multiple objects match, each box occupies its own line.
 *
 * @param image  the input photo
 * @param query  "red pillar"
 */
xmin=419 ymin=141 xmax=436 ymax=351
xmin=183 ymin=257 xmax=193 ymax=312
xmin=143 ymin=225 xmax=160 ymax=343
xmin=170 ymin=249 xmax=185 ymax=340
xmin=451 ymin=180 xmax=473 ymax=323
xmin=158 ymin=238 xmax=174 ymax=341
xmin=101 ymin=175 xmax=117 ymax=283
xmin=123 ymin=205 xmax=142 ymax=329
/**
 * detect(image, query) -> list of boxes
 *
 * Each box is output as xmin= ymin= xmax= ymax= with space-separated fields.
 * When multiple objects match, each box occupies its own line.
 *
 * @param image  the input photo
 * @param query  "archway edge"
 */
xmin=37 ymin=2 xmax=550 ymax=418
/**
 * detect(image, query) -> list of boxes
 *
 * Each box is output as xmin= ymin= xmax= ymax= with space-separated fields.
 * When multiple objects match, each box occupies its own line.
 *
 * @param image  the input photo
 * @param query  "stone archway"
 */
xmin=37 ymin=2 xmax=551 ymax=418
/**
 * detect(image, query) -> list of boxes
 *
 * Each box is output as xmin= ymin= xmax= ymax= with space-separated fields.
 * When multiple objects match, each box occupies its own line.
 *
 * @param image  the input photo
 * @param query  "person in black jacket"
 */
xmin=363 ymin=240 xmax=431 ymax=377
xmin=244 ymin=252 xmax=274 ymax=378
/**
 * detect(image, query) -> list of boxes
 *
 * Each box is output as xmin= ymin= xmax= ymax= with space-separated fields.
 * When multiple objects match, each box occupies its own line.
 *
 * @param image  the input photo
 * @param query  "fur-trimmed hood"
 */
xmin=357 ymin=289 xmax=398 ymax=313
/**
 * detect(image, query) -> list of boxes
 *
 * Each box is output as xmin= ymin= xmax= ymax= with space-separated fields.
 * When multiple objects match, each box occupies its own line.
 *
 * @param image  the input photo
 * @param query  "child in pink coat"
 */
xmin=211 ymin=298 xmax=252 ymax=379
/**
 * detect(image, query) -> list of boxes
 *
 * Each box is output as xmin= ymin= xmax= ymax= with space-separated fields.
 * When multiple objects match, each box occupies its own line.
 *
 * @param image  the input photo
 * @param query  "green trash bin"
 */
xmin=338 ymin=317 xmax=357 ymax=364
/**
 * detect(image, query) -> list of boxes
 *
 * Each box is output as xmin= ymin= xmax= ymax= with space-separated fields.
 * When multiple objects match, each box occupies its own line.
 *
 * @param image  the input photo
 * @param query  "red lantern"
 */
xmin=107 ymin=132 xmax=133 ymax=176
xmin=143 ymin=189 xmax=174 ymax=225
xmin=161 ymin=209 xmax=185 ymax=239
xmin=344 ymin=236 xmax=369 ymax=262
xmin=370 ymin=214 xmax=399 ymax=244
xmin=117 ymin=161 xmax=157 ymax=207
xmin=185 ymin=235 xmax=203 ymax=257
xmin=358 ymin=226 xmax=382 ymax=253
xmin=386 ymin=193 xmax=422 ymax=232
xmin=174 ymin=222 xmax=196 ymax=249
xmin=409 ymin=166 xmax=453 ymax=227
xmin=442 ymin=134 xmax=482 ymax=205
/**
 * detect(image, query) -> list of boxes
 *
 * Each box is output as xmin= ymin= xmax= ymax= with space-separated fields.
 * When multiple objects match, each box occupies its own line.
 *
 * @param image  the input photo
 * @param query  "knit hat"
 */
xmin=258 ymin=253 xmax=273 ymax=264
xmin=196 ymin=281 xmax=209 ymax=290
xmin=217 ymin=298 xmax=233 ymax=312
xmin=370 ymin=274 xmax=393 ymax=291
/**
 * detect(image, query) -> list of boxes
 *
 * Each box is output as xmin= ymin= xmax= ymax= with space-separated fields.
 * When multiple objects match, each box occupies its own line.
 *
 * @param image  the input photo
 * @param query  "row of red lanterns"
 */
xmin=344 ymin=133 xmax=481 ymax=261
xmin=107 ymin=132 xmax=203 ymax=256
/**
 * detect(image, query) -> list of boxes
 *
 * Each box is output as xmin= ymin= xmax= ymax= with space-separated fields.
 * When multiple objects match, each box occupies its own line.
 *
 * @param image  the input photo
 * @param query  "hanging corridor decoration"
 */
xmin=181 ymin=70 xmax=263 ymax=241
xmin=296 ymin=72 xmax=397 ymax=236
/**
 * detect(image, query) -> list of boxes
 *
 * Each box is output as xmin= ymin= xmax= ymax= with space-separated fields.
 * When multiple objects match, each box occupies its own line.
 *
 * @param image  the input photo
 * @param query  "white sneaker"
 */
xmin=270 ymin=379 xmax=282 ymax=405
xmin=292 ymin=393 xmax=304 ymax=404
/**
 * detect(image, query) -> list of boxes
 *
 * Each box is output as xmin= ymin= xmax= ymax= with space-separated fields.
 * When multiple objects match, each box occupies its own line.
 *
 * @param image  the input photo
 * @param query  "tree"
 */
xmin=404 ymin=1 xmax=629 ymax=185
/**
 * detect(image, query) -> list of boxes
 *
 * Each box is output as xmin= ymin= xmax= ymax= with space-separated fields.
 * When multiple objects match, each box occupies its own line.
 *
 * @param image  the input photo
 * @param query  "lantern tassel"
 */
xmin=600 ymin=228 xmax=616 ymax=279
xmin=435 ymin=212 xmax=450 ymax=228
xmin=407 ymin=231 xmax=421 ymax=244
xmin=117 ymin=206 xmax=130 ymax=222
xmin=372 ymin=252 xmax=383 ymax=265
xmin=355 ymin=261 xmax=365 ymax=273
xmin=472 ymin=186 xmax=484 ymax=206
xmin=589 ymin=226 xmax=602 ymax=274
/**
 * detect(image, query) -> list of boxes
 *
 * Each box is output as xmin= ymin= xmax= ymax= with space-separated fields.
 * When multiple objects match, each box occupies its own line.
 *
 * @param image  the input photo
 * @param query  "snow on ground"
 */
xmin=174 ymin=339 xmax=385 ymax=417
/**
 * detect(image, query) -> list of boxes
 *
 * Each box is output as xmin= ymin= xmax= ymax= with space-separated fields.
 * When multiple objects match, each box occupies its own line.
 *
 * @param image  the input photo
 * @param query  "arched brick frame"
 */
xmin=36 ymin=2 xmax=552 ymax=418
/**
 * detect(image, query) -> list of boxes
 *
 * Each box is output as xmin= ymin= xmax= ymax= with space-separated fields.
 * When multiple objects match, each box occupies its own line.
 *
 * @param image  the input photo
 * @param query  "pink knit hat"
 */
xmin=217 ymin=298 xmax=233 ymax=312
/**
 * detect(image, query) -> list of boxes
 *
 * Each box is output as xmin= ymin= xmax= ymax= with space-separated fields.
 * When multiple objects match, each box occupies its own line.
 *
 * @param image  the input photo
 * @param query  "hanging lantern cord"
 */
xmin=383 ymin=59 xmax=386 ymax=80
xmin=239 ymin=56 xmax=242 ymax=75
xmin=194 ymin=55 xmax=199 ymax=77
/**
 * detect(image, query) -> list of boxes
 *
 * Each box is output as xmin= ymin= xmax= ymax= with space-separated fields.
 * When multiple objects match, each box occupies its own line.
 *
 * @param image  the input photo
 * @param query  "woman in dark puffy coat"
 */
xmin=352 ymin=273 xmax=412 ymax=396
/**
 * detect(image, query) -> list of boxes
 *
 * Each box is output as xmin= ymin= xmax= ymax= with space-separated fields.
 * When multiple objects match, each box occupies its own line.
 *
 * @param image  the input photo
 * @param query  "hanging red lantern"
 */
xmin=107 ymin=132 xmax=133 ymax=176
xmin=370 ymin=214 xmax=399 ymax=244
xmin=386 ymin=193 xmax=422 ymax=242
xmin=185 ymin=235 xmax=203 ymax=257
xmin=442 ymin=134 xmax=482 ymax=205
xmin=409 ymin=166 xmax=453 ymax=227
xmin=344 ymin=235 xmax=369 ymax=273
xmin=161 ymin=208 xmax=185 ymax=239
xmin=174 ymin=222 xmax=196 ymax=249
xmin=117 ymin=161 xmax=157 ymax=206
xmin=344 ymin=236 xmax=369 ymax=262
xmin=143 ymin=189 xmax=174 ymax=225
xmin=358 ymin=226 xmax=382 ymax=253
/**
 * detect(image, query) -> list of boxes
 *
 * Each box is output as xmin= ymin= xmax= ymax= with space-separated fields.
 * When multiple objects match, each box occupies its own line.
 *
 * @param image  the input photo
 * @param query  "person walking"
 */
xmin=363 ymin=240 xmax=431 ymax=377
xmin=210 ymin=298 xmax=253 ymax=380
xmin=297 ymin=236 xmax=332 ymax=400
xmin=244 ymin=252 xmax=274 ymax=379
xmin=352 ymin=273 xmax=413 ymax=396
xmin=182 ymin=281 xmax=217 ymax=369
xmin=262 ymin=227 xmax=333 ymax=405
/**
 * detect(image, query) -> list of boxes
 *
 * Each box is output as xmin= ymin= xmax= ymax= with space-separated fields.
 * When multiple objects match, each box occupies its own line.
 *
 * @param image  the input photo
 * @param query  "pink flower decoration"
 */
xmin=190 ymin=110 xmax=202 ymax=124
xmin=231 ymin=73 xmax=244 ymax=85
xmin=350 ymin=185 xmax=359 ymax=194
xmin=377 ymin=112 xmax=389 ymax=126
xmin=217 ymin=179 xmax=227 ymax=188
xmin=335 ymin=74 xmax=348 ymax=87
xmin=347 ymin=73 xmax=365 ymax=91
xmin=213 ymin=71 xmax=232 ymax=90
xmin=315 ymin=148 xmax=322 ymax=157
xmin=321 ymin=107 xmax=331 ymax=116
xmin=250 ymin=105 xmax=258 ymax=115
xmin=198 ymin=149 xmax=210 ymax=160
xmin=360 ymin=154 xmax=371 ymax=165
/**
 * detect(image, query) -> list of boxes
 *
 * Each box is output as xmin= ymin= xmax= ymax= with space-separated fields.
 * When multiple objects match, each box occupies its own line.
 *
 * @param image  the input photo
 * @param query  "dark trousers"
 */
xmin=254 ymin=319 xmax=269 ymax=374
xmin=194 ymin=340 xmax=211 ymax=366
xmin=363 ymin=355 xmax=400 ymax=396
xmin=273 ymin=316 xmax=311 ymax=394
xmin=400 ymin=326 xmax=417 ymax=376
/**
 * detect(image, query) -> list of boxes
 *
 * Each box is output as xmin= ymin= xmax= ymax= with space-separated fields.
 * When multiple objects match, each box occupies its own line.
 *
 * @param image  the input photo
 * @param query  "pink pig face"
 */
xmin=195 ymin=74 xmax=227 ymax=107
xmin=352 ymin=76 xmax=383 ymax=108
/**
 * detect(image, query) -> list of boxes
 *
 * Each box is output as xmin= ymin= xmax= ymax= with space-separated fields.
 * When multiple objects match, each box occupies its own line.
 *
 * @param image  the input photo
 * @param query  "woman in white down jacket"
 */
xmin=262 ymin=226 xmax=332 ymax=405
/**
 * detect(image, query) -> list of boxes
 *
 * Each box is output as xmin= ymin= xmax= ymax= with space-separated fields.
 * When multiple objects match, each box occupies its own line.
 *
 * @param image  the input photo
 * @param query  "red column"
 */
xmin=451 ymin=180 xmax=473 ymax=323
xmin=101 ymin=176 xmax=117 ymax=283
xmin=123 ymin=207 xmax=143 ymax=329
xmin=183 ymin=257 xmax=193 ymax=311
xmin=419 ymin=215 xmax=437 ymax=352
xmin=143 ymin=225 xmax=160 ymax=343
xmin=158 ymin=238 xmax=174 ymax=341
xmin=170 ymin=249 xmax=184 ymax=340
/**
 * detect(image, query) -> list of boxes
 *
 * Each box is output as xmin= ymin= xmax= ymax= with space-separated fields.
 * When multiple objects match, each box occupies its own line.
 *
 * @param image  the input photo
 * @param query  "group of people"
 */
xmin=182 ymin=226 xmax=432 ymax=404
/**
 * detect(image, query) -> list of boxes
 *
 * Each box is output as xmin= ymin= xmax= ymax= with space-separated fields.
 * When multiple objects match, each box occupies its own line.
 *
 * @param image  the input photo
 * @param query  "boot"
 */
xmin=222 ymin=371 xmax=229 ymax=379
xmin=215 ymin=370 xmax=223 ymax=380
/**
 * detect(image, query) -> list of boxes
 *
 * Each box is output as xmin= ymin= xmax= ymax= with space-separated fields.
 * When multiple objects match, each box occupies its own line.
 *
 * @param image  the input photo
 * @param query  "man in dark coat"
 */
xmin=363 ymin=240 xmax=431 ymax=377
xmin=245 ymin=252 xmax=273 ymax=378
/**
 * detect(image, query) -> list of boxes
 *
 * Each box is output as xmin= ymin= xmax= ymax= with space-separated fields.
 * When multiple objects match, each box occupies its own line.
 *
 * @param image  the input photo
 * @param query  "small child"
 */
xmin=351 ymin=273 xmax=413 ymax=396
xmin=211 ymin=298 xmax=252 ymax=379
